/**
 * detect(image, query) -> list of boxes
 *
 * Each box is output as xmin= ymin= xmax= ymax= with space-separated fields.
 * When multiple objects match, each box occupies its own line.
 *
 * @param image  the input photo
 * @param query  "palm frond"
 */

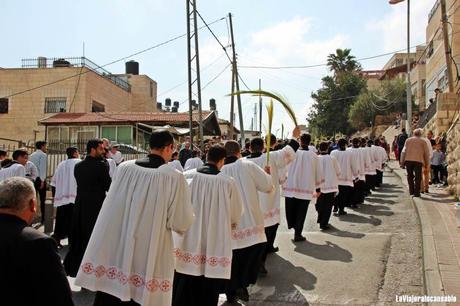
xmin=229 ymin=90 xmax=298 ymax=126
xmin=265 ymin=99 xmax=274 ymax=166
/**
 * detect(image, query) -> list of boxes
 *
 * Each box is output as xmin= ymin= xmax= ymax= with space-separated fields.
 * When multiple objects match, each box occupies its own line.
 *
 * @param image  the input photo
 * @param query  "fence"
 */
xmin=416 ymin=99 xmax=437 ymax=129
xmin=46 ymin=152 xmax=147 ymax=181
xmin=21 ymin=57 xmax=131 ymax=92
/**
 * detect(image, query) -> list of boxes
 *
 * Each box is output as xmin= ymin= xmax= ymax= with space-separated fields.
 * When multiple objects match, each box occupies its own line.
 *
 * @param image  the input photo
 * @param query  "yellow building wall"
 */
xmin=0 ymin=67 xmax=157 ymax=143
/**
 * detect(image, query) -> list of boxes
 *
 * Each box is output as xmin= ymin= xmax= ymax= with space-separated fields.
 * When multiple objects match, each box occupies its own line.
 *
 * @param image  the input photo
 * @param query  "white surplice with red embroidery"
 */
xmin=282 ymin=149 xmax=323 ymax=200
xmin=317 ymin=154 xmax=341 ymax=193
xmin=332 ymin=149 xmax=358 ymax=187
xmin=221 ymin=159 xmax=273 ymax=250
xmin=50 ymin=158 xmax=81 ymax=207
xmin=174 ymin=170 xmax=243 ymax=279
xmin=245 ymin=145 xmax=297 ymax=227
xmin=74 ymin=160 xmax=194 ymax=306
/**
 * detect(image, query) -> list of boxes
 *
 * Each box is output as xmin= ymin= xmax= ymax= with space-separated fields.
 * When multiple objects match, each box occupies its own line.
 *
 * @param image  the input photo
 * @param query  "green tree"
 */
xmin=308 ymin=49 xmax=365 ymax=136
xmin=348 ymin=78 xmax=407 ymax=129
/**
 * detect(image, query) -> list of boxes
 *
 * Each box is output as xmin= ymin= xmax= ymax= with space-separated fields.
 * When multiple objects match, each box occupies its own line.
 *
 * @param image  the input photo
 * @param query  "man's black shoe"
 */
xmin=267 ymin=246 xmax=279 ymax=254
xmin=236 ymin=287 xmax=249 ymax=302
xmin=293 ymin=235 xmax=306 ymax=242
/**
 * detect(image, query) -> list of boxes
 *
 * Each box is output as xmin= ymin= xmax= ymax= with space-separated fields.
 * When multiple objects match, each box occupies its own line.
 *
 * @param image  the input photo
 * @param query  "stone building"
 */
xmin=0 ymin=57 xmax=157 ymax=144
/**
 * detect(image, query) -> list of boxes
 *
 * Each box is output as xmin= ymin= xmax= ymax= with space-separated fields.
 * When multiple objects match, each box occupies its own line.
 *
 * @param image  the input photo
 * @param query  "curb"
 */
xmin=387 ymin=163 xmax=445 ymax=304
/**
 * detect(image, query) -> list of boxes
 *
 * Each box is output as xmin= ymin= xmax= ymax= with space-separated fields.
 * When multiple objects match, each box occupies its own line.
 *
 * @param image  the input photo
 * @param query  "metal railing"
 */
xmin=21 ymin=57 xmax=131 ymax=92
xmin=416 ymin=99 xmax=438 ymax=128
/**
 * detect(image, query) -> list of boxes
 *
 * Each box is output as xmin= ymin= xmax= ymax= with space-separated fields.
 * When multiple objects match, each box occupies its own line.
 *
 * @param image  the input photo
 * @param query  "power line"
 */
xmin=1 ymin=16 xmax=226 ymax=100
xmin=239 ymin=45 xmax=423 ymax=70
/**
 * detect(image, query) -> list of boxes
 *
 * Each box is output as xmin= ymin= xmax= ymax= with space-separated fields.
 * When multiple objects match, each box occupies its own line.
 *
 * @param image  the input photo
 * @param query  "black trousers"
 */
xmin=376 ymin=170 xmax=383 ymax=186
xmin=34 ymin=179 xmax=47 ymax=223
xmin=93 ymin=291 xmax=139 ymax=306
xmin=316 ymin=192 xmax=335 ymax=227
xmin=337 ymin=185 xmax=352 ymax=210
xmin=261 ymin=223 xmax=279 ymax=263
xmin=285 ymin=197 xmax=310 ymax=236
xmin=365 ymin=174 xmax=376 ymax=191
xmin=53 ymin=204 xmax=74 ymax=240
xmin=432 ymin=165 xmax=443 ymax=183
xmin=173 ymin=272 xmax=227 ymax=306
xmin=405 ymin=161 xmax=422 ymax=196
xmin=352 ymin=180 xmax=365 ymax=204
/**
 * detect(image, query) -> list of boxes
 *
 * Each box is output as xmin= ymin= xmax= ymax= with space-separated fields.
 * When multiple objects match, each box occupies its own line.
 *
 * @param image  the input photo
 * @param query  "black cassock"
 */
xmin=64 ymin=156 xmax=111 ymax=277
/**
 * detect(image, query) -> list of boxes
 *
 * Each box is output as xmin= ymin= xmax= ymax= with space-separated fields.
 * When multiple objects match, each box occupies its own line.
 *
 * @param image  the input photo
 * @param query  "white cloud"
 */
xmin=368 ymin=1 xmax=434 ymax=52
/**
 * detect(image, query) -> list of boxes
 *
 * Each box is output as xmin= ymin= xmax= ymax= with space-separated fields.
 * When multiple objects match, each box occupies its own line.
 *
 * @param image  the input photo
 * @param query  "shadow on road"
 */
xmin=336 ymin=213 xmax=382 ymax=226
xmin=323 ymin=227 xmax=366 ymax=239
xmin=249 ymin=253 xmax=317 ymax=305
xmin=354 ymin=204 xmax=394 ymax=217
xmin=293 ymin=240 xmax=352 ymax=263
xmin=365 ymin=197 xmax=396 ymax=205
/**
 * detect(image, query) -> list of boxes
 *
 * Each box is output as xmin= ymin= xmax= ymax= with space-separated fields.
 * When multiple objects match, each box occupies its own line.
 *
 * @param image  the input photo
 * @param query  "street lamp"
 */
xmin=389 ymin=0 xmax=412 ymax=135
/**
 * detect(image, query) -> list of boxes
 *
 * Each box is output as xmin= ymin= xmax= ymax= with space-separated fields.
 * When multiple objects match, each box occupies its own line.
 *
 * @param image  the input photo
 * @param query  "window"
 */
xmin=92 ymin=101 xmax=105 ymax=112
xmin=150 ymin=82 xmax=154 ymax=97
xmin=117 ymin=126 xmax=132 ymax=144
xmin=45 ymin=97 xmax=66 ymax=113
xmin=101 ymin=126 xmax=116 ymax=141
xmin=0 ymin=98 xmax=8 ymax=113
xmin=101 ymin=126 xmax=133 ymax=144
xmin=427 ymin=41 xmax=434 ymax=58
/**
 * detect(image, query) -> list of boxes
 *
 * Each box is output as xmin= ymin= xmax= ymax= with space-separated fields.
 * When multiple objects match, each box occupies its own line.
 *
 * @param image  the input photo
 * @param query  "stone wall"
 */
xmin=446 ymin=116 xmax=460 ymax=198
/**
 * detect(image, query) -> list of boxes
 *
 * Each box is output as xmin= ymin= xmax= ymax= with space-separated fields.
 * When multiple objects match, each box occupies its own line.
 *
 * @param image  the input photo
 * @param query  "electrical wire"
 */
xmin=0 ymin=16 xmax=226 ymax=100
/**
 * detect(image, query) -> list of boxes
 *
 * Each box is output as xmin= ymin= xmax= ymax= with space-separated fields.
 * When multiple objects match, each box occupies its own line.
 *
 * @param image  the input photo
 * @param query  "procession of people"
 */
xmin=0 ymin=125 xmax=447 ymax=306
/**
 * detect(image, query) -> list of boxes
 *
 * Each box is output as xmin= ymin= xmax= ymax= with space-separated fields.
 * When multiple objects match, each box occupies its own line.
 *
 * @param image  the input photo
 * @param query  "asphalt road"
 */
xmin=63 ymin=168 xmax=423 ymax=305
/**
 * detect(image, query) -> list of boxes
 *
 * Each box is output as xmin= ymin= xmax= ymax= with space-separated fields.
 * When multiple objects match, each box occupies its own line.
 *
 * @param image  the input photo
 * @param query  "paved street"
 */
xmin=65 ymin=168 xmax=424 ymax=305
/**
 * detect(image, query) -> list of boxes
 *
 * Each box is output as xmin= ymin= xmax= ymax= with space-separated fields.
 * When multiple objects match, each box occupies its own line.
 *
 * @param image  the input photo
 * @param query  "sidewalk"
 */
xmin=388 ymin=160 xmax=460 ymax=305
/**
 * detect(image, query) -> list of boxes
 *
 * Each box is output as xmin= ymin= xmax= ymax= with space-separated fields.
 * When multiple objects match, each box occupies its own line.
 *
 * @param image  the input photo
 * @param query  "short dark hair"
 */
xmin=35 ymin=141 xmax=47 ymax=150
xmin=149 ymin=130 xmax=174 ymax=149
xmin=352 ymin=137 xmax=361 ymax=147
xmin=319 ymin=141 xmax=329 ymax=153
xmin=224 ymin=140 xmax=241 ymax=157
xmin=12 ymin=149 xmax=28 ymax=161
xmin=367 ymin=139 xmax=374 ymax=146
xmin=250 ymin=137 xmax=264 ymax=153
xmin=207 ymin=145 xmax=227 ymax=163
xmin=338 ymin=138 xmax=347 ymax=150
xmin=269 ymin=134 xmax=276 ymax=146
xmin=191 ymin=150 xmax=199 ymax=158
xmin=300 ymin=133 xmax=311 ymax=146
xmin=66 ymin=147 xmax=78 ymax=159
xmin=172 ymin=151 xmax=179 ymax=158
xmin=0 ymin=150 xmax=7 ymax=158
xmin=86 ymin=139 xmax=103 ymax=154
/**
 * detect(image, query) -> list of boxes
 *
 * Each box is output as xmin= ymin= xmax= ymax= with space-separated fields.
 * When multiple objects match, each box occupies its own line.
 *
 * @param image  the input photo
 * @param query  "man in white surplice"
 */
xmin=245 ymin=127 xmax=299 ymax=274
xmin=75 ymin=130 xmax=194 ymax=306
xmin=183 ymin=151 xmax=204 ymax=171
xmin=50 ymin=146 xmax=81 ymax=247
xmin=282 ymin=133 xmax=323 ymax=242
xmin=172 ymin=145 xmax=243 ymax=306
xmin=220 ymin=140 xmax=273 ymax=304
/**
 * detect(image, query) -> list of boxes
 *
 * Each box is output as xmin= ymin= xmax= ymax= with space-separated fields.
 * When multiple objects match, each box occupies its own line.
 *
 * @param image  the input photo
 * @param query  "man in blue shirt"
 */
xmin=29 ymin=141 xmax=47 ymax=223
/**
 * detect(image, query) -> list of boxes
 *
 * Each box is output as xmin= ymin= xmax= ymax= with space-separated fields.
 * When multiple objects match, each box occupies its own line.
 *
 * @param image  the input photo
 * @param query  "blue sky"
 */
xmin=0 ymin=0 xmax=435 ymax=136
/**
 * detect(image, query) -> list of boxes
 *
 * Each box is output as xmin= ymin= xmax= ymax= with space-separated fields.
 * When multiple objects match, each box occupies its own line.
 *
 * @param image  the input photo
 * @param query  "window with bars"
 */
xmin=0 ymin=98 xmax=8 ymax=113
xmin=45 ymin=97 xmax=66 ymax=113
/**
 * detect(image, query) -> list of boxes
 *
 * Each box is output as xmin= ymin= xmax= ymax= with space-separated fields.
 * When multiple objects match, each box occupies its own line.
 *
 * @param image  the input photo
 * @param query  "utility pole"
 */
xmin=259 ymin=79 xmax=262 ymax=134
xmin=405 ymin=0 xmax=412 ymax=134
xmin=440 ymin=0 xmax=455 ymax=93
xmin=253 ymin=103 xmax=257 ymax=131
xmin=228 ymin=12 xmax=245 ymax=147
xmin=229 ymin=66 xmax=235 ymax=140
xmin=186 ymin=0 xmax=204 ymax=150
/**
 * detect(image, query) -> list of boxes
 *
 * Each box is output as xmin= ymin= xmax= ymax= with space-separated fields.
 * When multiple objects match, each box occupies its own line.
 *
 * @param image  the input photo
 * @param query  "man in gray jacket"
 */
xmin=400 ymin=129 xmax=431 ymax=197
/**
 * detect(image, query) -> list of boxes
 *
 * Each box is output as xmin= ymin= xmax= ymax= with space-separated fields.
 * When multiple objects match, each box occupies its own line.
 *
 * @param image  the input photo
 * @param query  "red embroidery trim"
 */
xmin=264 ymin=208 xmax=280 ymax=220
xmin=80 ymin=263 xmax=171 ymax=292
xmin=282 ymin=187 xmax=314 ymax=194
xmin=174 ymin=249 xmax=231 ymax=268
xmin=53 ymin=194 xmax=76 ymax=201
xmin=231 ymin=225 xmax=265 ymax=240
